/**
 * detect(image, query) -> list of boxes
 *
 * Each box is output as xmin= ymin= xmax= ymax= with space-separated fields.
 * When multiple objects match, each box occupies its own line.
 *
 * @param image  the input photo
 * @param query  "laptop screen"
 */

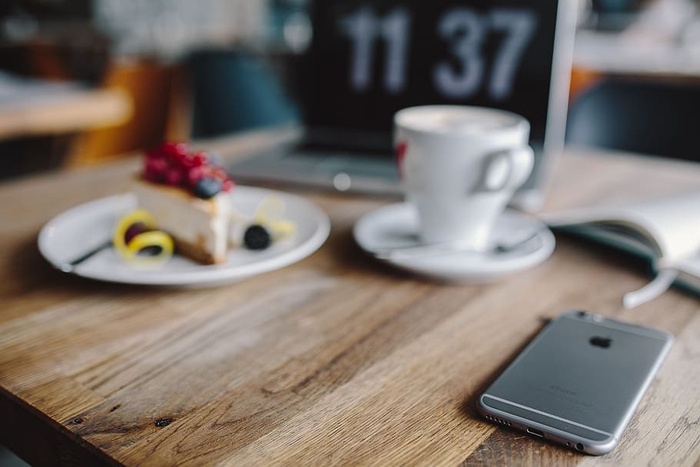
xmin=301 ymin=0 xmax=574 ymax=166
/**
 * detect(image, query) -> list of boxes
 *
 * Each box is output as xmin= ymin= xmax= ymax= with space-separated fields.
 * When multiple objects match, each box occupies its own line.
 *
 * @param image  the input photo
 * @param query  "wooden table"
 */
xmin=0 ymin=78 xmax=132 ymax=178
xmin=1 ymin=131 xmax=699 ymax=466
xmin=0 ymin=86 xmax=131 ymax=141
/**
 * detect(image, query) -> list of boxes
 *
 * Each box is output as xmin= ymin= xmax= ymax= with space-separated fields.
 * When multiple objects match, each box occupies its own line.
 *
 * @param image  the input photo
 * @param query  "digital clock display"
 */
xmin=302 ymin=0 xmax=569 ymax=151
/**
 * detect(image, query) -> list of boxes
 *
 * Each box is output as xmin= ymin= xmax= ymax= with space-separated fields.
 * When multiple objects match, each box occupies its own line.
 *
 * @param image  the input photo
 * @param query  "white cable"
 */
xmin=623 ymin=268 xmax=679 ymax=309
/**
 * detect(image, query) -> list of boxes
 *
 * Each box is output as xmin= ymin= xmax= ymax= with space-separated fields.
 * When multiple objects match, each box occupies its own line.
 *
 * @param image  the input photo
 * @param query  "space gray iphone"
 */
xmin=478 ymin=310 xmax=673 ymax=455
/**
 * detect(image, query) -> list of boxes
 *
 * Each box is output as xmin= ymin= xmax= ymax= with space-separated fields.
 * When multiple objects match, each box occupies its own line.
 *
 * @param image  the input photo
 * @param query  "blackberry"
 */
xmin=243 ymin=224 xmax=272 ymax=250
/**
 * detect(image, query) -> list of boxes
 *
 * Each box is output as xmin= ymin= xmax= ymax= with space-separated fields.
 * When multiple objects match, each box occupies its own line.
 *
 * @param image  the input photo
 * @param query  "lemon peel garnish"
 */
xmin=113 ymin=209 xmax=174 ymax=264
xmin=253 ymin=197 xmax=296 ymax=240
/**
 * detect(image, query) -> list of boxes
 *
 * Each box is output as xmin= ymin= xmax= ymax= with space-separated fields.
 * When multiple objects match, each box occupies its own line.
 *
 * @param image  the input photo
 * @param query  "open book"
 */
xmin=543 ymin=192 xmax=700 ymax=308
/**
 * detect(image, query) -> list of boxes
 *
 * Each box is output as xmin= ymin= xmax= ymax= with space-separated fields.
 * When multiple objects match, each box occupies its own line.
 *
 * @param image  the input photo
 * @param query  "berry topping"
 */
xmin=142 ymin=142 xmax=235 ymax=198
xmin=159 ymin=141 xmax=189 ymax=158
xmin=222 ymin=179 xmax=234 ymax=192
xmin=164 ymin=167 xmax=184 ymax=186
xmin=124 ymin=222 xmax=148 ymax=244
xmin=243 ymin=224 xmax=272 ymax=250
xmin=193 ymin=177 xmax=223 ymax=199
xmin=186 ymin=166 xmax=207 ymax=187
xmin=190 ymin=152 xmax=208 ymax=167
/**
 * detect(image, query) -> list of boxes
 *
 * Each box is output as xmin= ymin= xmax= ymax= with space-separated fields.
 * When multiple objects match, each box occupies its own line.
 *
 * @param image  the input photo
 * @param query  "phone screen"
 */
xmin=478 ymin=310 xmax=673 ymax=455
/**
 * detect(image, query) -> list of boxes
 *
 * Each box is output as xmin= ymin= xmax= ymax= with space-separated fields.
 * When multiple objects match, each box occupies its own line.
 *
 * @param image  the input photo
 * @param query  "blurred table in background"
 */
xmin=570 ymin=0 xmax=700 ymax=101
xmin=0 ymin=76 xmax=130 ymax=140
xmin=573 ymin=29 xmax=700 ymax=80
xmin=0 ymin=71 xmax=131 ymax=179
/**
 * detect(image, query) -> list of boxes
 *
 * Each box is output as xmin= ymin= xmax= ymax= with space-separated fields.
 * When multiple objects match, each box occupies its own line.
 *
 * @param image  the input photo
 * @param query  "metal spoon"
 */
xmin=58 ymin=239 xmax=113 ymax=273
xmin=373 ymin=230 xmax=541 ymax=261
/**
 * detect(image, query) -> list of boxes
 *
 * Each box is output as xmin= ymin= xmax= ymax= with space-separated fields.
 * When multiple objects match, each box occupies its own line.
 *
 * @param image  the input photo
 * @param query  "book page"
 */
xmin=544 ymin=192 xmax=700 ymax=266
xmin=676 ymin=255 xmax=700 ymax=295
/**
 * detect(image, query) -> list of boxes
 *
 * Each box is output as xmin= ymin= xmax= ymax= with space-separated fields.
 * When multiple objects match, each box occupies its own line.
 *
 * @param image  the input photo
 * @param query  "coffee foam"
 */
xmin=397 ymin=106 xmax=520 ymax=135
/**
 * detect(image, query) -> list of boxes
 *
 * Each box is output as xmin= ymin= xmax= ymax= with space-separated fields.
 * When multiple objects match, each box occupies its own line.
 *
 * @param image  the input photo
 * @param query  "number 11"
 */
xmin=340 ymin=6 xmax=412 ymax=95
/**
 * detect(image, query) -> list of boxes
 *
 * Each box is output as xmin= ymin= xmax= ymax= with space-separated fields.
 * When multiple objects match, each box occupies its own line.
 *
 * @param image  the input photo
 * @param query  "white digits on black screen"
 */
xmin=341 ymin=6 xmax=377 ymax=92
xmin=488 ymin=9 xmax=537 ymax=100
xmin=434 ymin=8 xmax=485 ymax=99
xmin=435 ymin=8 xmax=537 ymax=100
xmin=381 ymin=7 xmax=411 ymax=94
xmin=340 ymin=5 xmax=536 ymax=100
xmin=341 ymin=6 xmax=411 ymax=94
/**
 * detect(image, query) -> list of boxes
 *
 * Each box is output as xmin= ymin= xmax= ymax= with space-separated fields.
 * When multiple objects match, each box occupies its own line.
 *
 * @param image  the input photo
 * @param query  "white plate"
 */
xmin=354 ymin=203 xmax=555 ymax=283
xmin=38 ymin=186 xmax=330 ymax=286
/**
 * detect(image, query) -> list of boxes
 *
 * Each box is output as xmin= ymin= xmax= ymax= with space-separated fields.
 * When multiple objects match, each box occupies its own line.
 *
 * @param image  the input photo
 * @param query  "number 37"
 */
xmin=341 ymin=6 xmax=537 ymax=100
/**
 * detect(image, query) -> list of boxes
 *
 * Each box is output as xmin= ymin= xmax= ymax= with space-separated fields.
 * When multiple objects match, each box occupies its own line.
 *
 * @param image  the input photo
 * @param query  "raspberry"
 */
xmin=217 ymin=167 xmax=228 ymax=179
xmin=144 ymin=156 xmax=167 ymax=182
xmin=209 ymin=166 xmax=228 ymax=182
xmin=190 ymin=152 xmax=208 ymax=167
xmin=159 ymin=141 xmax=189 ymax=158
xmin=164 ymin=166 xmax=184 ymax=186
xmin=144 ymin=141 xmax=235 ymax=195
xmin=186 ymin=166 xmax=207 ymax=186
xmin=222 ymin=179 xmax=235 ymax=192
xmin=145 ymin=155 xmax=167 ymax=171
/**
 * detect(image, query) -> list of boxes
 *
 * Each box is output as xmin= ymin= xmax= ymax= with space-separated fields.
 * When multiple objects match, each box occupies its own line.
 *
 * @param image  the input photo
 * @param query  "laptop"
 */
xmin=229 ymin=0 xmax=577 ymax=210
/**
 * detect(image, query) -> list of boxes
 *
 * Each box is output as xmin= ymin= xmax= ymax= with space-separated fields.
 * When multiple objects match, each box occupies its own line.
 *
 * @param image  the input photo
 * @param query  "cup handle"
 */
xmin=475 ymin=146 xmax=534 ymax=193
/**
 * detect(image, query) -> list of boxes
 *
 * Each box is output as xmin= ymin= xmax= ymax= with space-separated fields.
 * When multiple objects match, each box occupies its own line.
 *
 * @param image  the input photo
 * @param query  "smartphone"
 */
xmin=478 ymin=310 xmax=673 ymax=455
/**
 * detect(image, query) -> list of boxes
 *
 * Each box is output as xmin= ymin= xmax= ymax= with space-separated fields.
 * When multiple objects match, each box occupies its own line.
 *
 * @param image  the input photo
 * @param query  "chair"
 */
xmin=565 ymin=78 xmax=700 ymax=162
xmin=187 ymin=49 xmax=300 ymax=139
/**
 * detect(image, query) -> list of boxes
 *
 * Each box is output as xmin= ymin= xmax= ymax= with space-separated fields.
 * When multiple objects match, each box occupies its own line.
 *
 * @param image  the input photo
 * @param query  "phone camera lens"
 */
xmin=576 ymin=311 xmax=588 ymax=318
xmin=575 ymin=443 xmax=584 ymax=452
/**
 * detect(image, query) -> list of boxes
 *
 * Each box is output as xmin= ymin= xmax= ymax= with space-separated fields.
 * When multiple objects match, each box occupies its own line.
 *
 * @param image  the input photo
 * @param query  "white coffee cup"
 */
xmin=394 ymin=105 xmax=534 ymax=251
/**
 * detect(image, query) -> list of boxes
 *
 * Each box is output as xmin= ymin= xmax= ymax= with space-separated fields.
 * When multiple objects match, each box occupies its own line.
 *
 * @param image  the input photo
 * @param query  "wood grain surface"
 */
xmin=0 ymin=131 xmax=698 ymax=466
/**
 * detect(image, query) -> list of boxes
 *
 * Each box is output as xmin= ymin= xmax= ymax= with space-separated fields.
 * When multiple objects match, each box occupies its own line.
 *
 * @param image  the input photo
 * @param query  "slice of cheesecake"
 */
xmin=131 ymin=142 xmax=235 ymax=265
xmin=130 ymin=178 xmax=230 ymax=265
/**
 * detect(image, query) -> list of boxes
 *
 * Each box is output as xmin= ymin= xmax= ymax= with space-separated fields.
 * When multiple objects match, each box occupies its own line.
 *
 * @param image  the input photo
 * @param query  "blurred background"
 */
xmin=0 ymin=0 xmax=308 ymax=179
xmin=0 ymin=0 xmax=698 ymax=181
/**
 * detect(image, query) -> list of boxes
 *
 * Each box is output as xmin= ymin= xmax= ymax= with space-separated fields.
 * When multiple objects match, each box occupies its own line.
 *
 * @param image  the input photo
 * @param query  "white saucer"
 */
xmin=353 ymin=203 xmax=555 ymax=283
xmin=38 ymin=186 xmax=330 ymax=287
